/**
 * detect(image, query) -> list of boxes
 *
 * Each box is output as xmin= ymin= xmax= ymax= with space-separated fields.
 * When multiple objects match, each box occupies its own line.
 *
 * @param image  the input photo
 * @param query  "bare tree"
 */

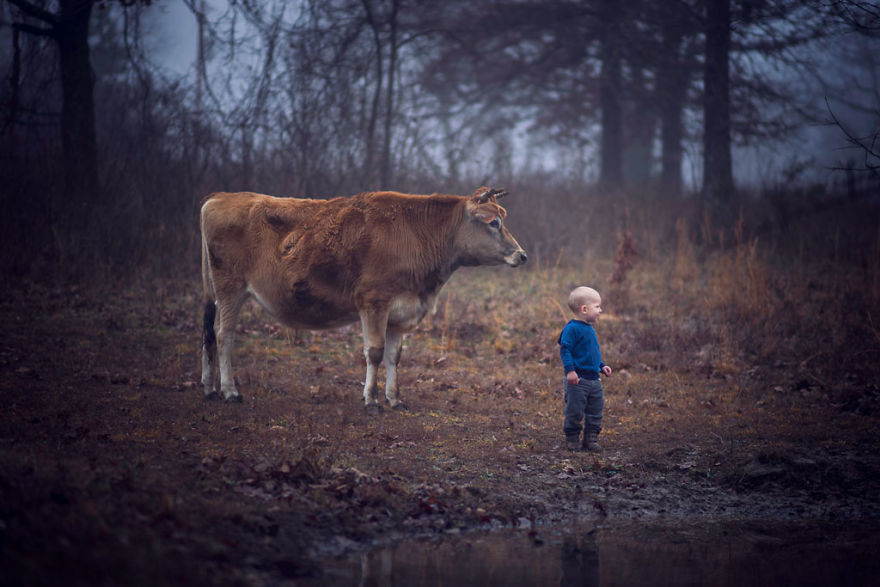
xmin=823 ymin=0 xmax=880 ymax=177
xmin=357 ymin=0 xmax=402 ymax=188
xmin=702 ymin=0 xmax=733 ymax=206
xmin=597 ymin=0 xmax=623 ymax=187
xmin=655 ymin=2 xmax=700 ymax=195
xmin=380 ymin=0 xmax=399 ymax=188
xmin=828 ymin=0 xmax=880 ymax=33
xmin=8 ymin=0 xmax=100 ymax=221
xmin=826 ymin=98 xmax=880 ymax=177
xmin=415 ymin=1 xmax=704 ymax=192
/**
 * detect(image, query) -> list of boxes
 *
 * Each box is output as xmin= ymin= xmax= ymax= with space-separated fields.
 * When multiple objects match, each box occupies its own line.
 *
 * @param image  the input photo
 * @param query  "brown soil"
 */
xmin=1 ymin=273 xmax=878 ymax=586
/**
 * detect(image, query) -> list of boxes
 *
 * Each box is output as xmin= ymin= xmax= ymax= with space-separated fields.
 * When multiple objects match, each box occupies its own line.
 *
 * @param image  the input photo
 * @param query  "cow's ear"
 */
xmin=469 ymin=205 xmax=498 ymax=224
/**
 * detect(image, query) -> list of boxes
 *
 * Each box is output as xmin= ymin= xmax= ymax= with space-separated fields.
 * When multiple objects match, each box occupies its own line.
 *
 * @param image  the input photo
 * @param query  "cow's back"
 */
xmin=202 ymin=191 xmax=329 ymax=267
xmin=202 ymin=191 xmax=331 ymax=239
xmin=201 ymin=191 xmax=365 ymax=327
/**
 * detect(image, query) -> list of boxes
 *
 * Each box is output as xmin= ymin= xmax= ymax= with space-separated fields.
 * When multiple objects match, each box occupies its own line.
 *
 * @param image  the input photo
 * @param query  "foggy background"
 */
xmin=150 ymin=1 xmax=879 ymax=187
xmin=2 ymin=0 xmax=878 ymax=279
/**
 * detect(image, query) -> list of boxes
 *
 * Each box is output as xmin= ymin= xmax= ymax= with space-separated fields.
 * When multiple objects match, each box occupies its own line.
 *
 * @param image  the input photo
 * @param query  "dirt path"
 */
xmin=1 ymin=281 xmax=878 ymax=585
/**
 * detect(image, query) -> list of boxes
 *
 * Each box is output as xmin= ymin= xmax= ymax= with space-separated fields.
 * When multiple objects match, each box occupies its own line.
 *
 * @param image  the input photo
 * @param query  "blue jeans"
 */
xmin=563 ymin=378 xmax=604 ymax=440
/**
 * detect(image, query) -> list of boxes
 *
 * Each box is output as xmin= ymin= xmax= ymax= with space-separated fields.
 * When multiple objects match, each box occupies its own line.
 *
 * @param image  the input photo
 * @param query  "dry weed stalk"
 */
xmin=438 ymin=291 xmax=455 ymax=358
xmin=673 ymin=217 xmax=697 ymax=285
xmin=607 ymin=230 xmax=638 ymax=312
xmin=871 ymin=224 xmax=880 ymax=300
xmin=609 ymin=230 xmax=638 ymax=285
xmin=546 ymin=296 xmax=569 ymax=325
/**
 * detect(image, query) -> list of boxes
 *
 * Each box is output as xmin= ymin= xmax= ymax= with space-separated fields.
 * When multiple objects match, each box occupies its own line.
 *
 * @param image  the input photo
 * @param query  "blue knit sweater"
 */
xmin=558 ymin=320 xmax=606 ymax=380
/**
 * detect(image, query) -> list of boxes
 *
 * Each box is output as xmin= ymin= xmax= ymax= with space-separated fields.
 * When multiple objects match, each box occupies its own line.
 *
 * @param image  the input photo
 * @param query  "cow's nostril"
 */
xmin=519 ymin=252 xmax=528 ymax=264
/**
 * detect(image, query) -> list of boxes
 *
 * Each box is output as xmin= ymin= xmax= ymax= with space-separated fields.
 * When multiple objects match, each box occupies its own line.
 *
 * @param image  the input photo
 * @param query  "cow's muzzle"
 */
xmin=505 ymin=249 xmax=528 ymax=267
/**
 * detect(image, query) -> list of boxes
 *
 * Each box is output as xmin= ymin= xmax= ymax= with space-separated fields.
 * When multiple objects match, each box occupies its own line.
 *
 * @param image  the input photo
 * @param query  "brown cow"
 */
xmin=200 ymin=186 xmax=527 ymax=408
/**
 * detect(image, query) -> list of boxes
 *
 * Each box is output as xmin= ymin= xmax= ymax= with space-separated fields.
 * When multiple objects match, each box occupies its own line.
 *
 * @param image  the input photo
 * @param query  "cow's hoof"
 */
xmin=204 ymin=390 xmax=221 ymax=401
xmin=391 ymin=401 xmax=408 ymax=411
xmin=364 ymin=403 xmax=381 ymax=413
xmin=224 ymin=393 xmax=243 ymax=403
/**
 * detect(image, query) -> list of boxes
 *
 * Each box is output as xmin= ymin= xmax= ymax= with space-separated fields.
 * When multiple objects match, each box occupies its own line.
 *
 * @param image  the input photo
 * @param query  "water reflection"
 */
xmin=560 ymin=529 xmax=599 ymax=587
xmin=304 ymin=520 xmax=880 ymax=586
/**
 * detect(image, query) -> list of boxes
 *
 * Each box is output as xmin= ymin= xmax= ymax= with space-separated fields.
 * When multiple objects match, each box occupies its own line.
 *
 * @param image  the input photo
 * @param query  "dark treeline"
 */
xmin=1 ymin=0 xmax=878 ymax=280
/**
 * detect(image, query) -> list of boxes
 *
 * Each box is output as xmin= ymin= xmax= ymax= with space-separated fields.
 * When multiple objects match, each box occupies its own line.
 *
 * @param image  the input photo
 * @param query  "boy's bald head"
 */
xmin=568 ymin=286 xmax=601 ymax=313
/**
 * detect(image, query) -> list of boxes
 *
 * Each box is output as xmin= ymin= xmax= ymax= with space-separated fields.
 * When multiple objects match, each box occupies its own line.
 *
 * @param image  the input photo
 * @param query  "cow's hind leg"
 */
xmin=201 ymin=301 xmax=220 ymax=399
xmin=216 ymin=289 xmax=248 ymax=403
xmin=384 ymin=330 xmax=406 ymax=410
xmin=360 ymin=309 xmax=389 ymax=409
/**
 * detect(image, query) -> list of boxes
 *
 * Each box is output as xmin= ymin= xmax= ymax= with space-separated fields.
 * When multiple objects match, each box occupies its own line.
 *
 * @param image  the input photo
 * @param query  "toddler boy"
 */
xmin=559 ymin=286 xmax=612 ymax=451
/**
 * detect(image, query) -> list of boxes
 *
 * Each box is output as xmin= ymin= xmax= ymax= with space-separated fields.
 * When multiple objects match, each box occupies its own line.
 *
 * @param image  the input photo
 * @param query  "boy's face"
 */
xmin=579 ymin=295 xmax=602 ymax=323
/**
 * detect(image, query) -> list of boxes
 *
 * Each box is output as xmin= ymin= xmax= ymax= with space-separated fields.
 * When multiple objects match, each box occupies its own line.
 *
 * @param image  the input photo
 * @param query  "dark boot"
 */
xmin=566 ymin=436 xmax=582 ymax=452
xmin=583 ymin=429 xmax=600 ymax=452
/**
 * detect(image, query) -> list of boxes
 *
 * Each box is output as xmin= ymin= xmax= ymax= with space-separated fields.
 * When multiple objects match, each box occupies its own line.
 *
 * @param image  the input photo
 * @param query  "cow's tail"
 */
xmin=200 ymin=198 xmax=217 ymax=352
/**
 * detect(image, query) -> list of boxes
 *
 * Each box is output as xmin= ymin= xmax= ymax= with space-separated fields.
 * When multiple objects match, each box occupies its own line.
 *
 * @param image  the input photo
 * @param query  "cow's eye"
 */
xmin=489 ymin=218 xmax=502 ymax=230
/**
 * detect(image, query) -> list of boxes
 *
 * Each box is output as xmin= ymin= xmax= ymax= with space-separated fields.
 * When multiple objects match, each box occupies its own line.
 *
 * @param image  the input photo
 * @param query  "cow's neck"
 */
xmin=363 ymin=194 xmax=477 ymax=291
xmin=401 ymin=195 xmax=467 ymax=294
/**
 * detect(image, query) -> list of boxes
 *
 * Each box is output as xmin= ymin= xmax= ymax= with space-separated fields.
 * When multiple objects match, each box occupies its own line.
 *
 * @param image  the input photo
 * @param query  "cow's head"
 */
xmin=456 ymin=186 xmax=527 ymax=267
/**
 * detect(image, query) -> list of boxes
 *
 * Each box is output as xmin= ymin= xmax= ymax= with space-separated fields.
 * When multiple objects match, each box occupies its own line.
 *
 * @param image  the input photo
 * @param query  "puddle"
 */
xmin=300 ymin=520 xmax=880 ymax=586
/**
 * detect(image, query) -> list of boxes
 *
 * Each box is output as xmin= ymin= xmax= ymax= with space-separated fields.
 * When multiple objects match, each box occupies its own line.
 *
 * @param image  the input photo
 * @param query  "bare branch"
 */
xmin=6 ymin=0 xmax=59 ymax=26
xmin=827 ymin=0 xmax=880 ymax=35
xmin=825 ymin=97 xmax=880 ymax=176
xmin=11 ymin=21 xmax=54 ymax=37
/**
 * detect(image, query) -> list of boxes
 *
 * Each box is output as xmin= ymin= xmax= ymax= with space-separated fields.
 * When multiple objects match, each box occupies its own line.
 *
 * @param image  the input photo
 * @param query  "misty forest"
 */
xmin=2 ymin=0 xmax=880 ymax=585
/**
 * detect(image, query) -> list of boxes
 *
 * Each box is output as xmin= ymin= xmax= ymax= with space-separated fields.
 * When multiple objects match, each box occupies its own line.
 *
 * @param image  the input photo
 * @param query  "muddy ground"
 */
xmin=1 ymin=275 xmax=879 ymax=586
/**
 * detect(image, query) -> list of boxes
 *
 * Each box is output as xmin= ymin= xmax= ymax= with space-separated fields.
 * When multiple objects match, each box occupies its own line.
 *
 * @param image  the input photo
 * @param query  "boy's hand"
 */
xmin=566 ymin=371 xmax=580 ymax=385
xmin=601 ymin=365 xmax=612 ymax=377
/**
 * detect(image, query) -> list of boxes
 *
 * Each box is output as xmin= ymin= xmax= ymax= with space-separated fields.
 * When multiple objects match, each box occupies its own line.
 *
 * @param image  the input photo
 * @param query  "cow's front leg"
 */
xmin=360 ymin=309 xmax=389 ymax=409
xmin=384 ymin=330 xmax=406 ymax=410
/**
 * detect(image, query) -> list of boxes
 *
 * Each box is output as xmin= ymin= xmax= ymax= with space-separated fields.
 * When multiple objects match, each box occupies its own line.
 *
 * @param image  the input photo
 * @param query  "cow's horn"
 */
xmin=477 ymin=187 xmax=508 ymax=203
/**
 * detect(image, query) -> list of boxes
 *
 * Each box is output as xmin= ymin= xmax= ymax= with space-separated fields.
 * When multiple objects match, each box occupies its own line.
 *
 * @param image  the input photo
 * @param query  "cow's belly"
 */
xmin=248 ymin=284 xmax=359 ymax=330
xmin=278 ymin=311 xmax=360 ymax=330
xmin=388 ymin=293 xmax=435 ymax=333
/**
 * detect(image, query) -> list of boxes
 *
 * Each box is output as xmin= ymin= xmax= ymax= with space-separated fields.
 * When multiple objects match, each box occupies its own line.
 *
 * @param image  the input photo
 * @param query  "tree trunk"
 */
xmin=658 ymin=28 xmax=689 ymax=196
xmin=702 ymin=0 xmax=734 ymax=207
xmin=599 ymin=4 xmax=623 ymax=188
xmin=57 ymin=0 xmax=100 ymax=220
xmin=362 ymin=0 xmax=383 ymax=189
xmin=380 ymin=0 xmax=399 ymax=189
xmin=660 ymin=92 xmax=685 ymax=194
xmin=622 ymin=67 xmax=655 ymax=186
